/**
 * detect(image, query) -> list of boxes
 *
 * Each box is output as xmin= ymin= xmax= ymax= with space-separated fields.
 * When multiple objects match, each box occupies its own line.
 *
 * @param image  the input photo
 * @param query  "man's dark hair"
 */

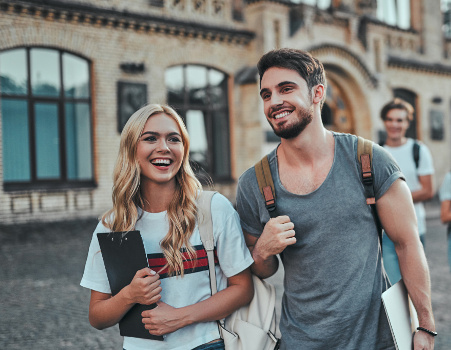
xmin=257 ymin=48 xmax=327 ymax=99
xmin=380 ymin=98 xmax=414 ymax=122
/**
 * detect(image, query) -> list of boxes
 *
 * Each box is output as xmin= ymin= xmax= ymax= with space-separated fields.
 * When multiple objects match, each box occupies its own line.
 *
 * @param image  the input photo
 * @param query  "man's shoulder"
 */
xmin=238 ymin=163 xmax=257 ymax=184
xmin=238 ymin=148 xmax=278 ymax=184
xmin=333 ymin=132 xmax=359 ymax=149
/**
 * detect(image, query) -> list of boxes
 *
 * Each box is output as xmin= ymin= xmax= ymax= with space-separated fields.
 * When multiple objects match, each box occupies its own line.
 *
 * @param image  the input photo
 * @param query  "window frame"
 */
xmin=0 ymin=46 xmax=96 ymax=191
xmin=165 ymin=64 xmax=232 ymax=183
xmin=376 ymin=0 xmax=412 ymax=30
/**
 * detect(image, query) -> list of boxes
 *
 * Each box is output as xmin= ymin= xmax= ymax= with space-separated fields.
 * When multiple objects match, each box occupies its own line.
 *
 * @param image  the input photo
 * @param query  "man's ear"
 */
xmin=312 ymin=84 xmax=325 ymax=104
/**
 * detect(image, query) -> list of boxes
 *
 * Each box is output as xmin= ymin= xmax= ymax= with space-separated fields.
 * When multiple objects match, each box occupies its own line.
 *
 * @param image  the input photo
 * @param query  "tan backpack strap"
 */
xmin=255 ymin=155 xmax=277 ymax=217
xmin=357 ymin=136 xmax=376 ymax=205
xmin=357 ymin=136 xmax=383 ymax=248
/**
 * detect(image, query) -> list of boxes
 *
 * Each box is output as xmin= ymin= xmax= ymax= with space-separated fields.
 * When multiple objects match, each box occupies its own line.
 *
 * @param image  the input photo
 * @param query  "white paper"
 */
xmin=381 ymin=279 xmax=419 ymax=350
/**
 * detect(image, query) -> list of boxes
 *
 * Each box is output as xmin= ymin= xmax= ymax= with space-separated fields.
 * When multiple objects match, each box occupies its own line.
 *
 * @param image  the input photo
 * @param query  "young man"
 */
xmin=439 ymin=171 xmax=451 ymax=271
xmin=380 ymin=99 xmax=435 ymax=284
xmin=236 ymin=48 xmax=435 ymax=349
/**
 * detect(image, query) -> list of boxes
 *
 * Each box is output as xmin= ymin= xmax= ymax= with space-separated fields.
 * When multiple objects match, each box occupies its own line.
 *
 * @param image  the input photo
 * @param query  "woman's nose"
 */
xmin=156 ymin=140 xmax=170 ymax=152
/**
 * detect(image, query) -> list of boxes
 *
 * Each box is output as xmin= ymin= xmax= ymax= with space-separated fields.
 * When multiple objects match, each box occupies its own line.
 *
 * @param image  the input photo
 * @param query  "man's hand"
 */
xmin=254 ymin=215 xmax=296 ymax=260
xmin=413 ymin=329 xmax=435 ymax=350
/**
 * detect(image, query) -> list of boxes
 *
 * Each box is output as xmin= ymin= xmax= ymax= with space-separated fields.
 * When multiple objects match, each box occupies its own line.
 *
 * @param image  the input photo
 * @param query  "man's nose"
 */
xmin=270 ymin=93 xmax=283 ymax=106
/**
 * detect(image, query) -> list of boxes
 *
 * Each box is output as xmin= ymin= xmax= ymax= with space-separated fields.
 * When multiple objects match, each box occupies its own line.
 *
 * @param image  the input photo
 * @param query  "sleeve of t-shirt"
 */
xmin=371 ymin=143 xmax=405 ymax=200
xmin=439 ymin=172 xmax=451 ymax=202
xmin=211 ymin=193 xmax=254 ymax=277
xmin=80 ymin=222 xmax=112 ymax=294
xmin=236 ymin=167 xmax=268 ymax=237
xmin=417 ymin=143 xmax=435 ymax=176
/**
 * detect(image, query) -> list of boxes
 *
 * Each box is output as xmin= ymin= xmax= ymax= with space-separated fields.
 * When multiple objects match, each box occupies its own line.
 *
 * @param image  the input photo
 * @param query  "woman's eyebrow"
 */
xmin=141 ymin=131 xmax=181 ymax=137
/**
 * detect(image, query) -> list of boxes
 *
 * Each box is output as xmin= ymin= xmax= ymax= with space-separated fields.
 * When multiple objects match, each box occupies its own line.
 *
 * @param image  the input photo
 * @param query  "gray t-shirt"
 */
xmin=236 ymin=133 xmax=402 ymax=350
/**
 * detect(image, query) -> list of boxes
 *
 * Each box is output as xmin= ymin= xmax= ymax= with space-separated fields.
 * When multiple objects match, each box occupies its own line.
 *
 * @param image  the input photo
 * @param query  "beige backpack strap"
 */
xmin=254 ymin=155 xmax=277 ymax=218
xmin=197 ymin=190 xmax=226 ymax=337
xmin=197 ymin=190 xmax=218 ymax=295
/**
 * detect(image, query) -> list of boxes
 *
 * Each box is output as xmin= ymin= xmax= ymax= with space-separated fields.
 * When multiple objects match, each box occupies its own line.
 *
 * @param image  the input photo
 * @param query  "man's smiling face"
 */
xmin=260 ymin=67 xmax=314 ymax=139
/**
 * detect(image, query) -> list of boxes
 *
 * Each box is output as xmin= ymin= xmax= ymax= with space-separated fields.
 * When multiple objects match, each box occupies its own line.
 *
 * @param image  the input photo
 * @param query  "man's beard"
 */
xmin=270 ymin=105 xmax=313 ymax=139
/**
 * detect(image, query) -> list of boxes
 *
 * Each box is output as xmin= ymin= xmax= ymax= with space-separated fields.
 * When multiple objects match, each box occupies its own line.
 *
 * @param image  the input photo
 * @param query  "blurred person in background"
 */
xmin=439 ymin=170 xmax=451 ymax=271
xmin=380 ymin=98 xmax=435 ymax=284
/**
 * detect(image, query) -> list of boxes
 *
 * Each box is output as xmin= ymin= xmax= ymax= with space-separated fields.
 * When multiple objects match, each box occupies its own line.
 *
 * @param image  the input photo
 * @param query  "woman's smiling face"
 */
xmin=137 ymin=113 xmax=184 ymax=187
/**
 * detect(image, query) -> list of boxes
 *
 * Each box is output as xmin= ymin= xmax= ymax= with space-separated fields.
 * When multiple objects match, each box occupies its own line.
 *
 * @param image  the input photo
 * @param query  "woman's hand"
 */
xmin=124 ymin=267 xmax=162 ymax=305
xmin=142 ymin=301 xmax=184 ymax=336
xmin=89 ymin=267 xmax=161 ymax=330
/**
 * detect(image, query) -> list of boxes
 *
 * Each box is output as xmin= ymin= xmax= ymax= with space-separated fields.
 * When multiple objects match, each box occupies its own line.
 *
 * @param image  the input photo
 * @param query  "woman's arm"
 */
xmin=141 ymin=268 xmax=254 ymax=336
xmin=441 ymin=200 xmax=451 ymax=224
xmin=89 ymin=268 xmax=161 ymax=329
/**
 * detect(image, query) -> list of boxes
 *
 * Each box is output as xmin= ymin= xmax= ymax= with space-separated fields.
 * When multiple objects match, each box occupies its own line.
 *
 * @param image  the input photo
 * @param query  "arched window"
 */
xmin=322 ymin=81 xmax=354 ymax=134
xmin=165 ymin=65 xmax=231 ymax=181
xmin=0 ymin=48 xmax=94 ymax=190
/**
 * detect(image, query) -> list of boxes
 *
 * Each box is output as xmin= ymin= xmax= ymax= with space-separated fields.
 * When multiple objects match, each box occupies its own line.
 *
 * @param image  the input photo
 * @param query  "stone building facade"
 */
xmin=1 ymin=0 xmax=450 ymax=224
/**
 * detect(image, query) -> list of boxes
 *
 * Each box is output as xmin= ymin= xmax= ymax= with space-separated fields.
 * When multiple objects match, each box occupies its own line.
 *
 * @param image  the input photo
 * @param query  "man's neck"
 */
xmin=278 ymin=121 xmax=333 ymax=167
xmin=385 ymin=136 xmax=408 ymax=147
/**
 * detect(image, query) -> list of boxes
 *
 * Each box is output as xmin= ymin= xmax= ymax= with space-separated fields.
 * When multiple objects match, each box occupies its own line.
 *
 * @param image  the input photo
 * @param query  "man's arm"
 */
xmin=412 ymin=174 xmax=434 ymax=203
xmin=243 ymin=215 xmax=296 ymax=279
xmin=377 ymin=179 xmax=435 ymax=349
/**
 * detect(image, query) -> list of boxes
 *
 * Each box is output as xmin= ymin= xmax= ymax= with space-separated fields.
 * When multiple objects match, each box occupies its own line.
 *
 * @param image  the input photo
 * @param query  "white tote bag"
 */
xmin=197 ymin=191 xmax=280 ymax=350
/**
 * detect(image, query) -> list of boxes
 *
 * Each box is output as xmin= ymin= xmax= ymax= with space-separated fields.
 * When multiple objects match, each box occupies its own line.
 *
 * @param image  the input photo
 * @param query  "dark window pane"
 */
xmin=65 ymin=103 xmax=93 ymax=180
xmin=186 ymin=66 xmax=208 ymax=105
xmin=165 ymin=66 xmax=184 ymax=105
xmin=1 ymin=99 xmax=31 ymax=181
xmin=326 ymin=84 xmax=333 ymax=99
xmin=321 ymin=103 xmax=333 ymax=126
xmin=212 ymin=109 xmax=230 ymax=178
xmin=63 ymin=53 xmax=90 ymax=98
xmin=208 ymin=69 xmax=227 ymax=106
xmin=34 ymin=103 xmax=60 ymax=179
xmin=0 ymin=49 xmax=28 ymax=95
xmin=31 ymin=49 xmax=60 ymax=97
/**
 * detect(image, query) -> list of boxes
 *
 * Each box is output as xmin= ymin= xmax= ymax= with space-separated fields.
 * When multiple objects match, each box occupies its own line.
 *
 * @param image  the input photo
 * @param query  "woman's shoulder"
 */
xmin=93 ymin=220 xmax=111 ymax=234
xmin=199 ymin=191 xmax=235 ymax=216
xmin=211 ymin=191 xmax=233 ymax=208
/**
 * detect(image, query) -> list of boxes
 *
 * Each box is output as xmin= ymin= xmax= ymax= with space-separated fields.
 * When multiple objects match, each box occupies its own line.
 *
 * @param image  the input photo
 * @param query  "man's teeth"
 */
xmin=274 ymin=111 xmax=290 ymax=119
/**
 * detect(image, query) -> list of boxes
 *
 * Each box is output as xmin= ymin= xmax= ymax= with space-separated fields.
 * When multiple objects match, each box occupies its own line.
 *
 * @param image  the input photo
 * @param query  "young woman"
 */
xmin=439 ymin=171 xmax=451 ymax=271
xmin=81 ymin=104 xmax=254 ymax=350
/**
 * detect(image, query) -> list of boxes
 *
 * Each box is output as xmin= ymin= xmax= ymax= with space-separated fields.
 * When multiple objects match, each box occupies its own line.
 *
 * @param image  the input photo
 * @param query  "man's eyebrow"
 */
xmin=260 ymin=81 xmax=299 ymax=96
xmin=277 ymin=80 xmax=298 ymax=87
xmin=259 ymin=88 xmax=270 ymax=97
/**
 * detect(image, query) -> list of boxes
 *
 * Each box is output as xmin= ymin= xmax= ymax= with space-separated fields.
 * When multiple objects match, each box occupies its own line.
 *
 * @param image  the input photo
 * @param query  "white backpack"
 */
xmin=197 ymin=191 xmax=281 ymax=350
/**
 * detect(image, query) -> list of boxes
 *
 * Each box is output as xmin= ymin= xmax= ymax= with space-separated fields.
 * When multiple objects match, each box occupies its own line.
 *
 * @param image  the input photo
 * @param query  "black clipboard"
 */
xmin=97 ymin=230 xmax=163 ymax=340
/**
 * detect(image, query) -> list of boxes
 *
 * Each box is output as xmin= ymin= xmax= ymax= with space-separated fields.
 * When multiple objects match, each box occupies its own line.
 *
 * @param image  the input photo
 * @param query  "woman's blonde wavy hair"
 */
xmin=101 ymin=104 xmax=202 ymax=277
